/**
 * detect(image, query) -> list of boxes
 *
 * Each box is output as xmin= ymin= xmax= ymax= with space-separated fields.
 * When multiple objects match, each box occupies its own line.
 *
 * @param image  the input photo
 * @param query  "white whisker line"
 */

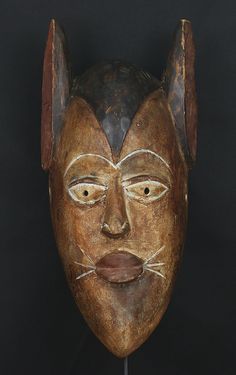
xmin=76 ymin=270 xmax=95 ymax=280
xmin=146 ymin=262 xmax=165 ymax=267
xmin=79 ymin=247 xmax=94 ymax=265
xmin=74 ymin=261 xmax=95 ymax=269
xmin=145 ymin=267 xmax=166 ymax=279
xmin=144 ymin=245 xmax=165 ymax=264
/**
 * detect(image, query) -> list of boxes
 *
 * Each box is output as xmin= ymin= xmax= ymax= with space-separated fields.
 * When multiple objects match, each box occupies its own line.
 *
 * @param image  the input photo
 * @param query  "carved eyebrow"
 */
xmin=64 ymin=154 xmax=115 ymax=177
xmin=122 ymin=174 xmax=171 ymax=187
xmin=117 ymin=149 xmax=171 ymax=171
xmin=64 ymin=149 xmax=171 ymax=177
xmin=68 ymin=175 xmax=99 ymax=186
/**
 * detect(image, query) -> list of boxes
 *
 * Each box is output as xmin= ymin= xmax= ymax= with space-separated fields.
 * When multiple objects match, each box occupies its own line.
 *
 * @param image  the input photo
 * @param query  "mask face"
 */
xmin=50 ymin=89 xmax=187 ymax=356
xmin=41 ymin=20 xmax=197 ymax=358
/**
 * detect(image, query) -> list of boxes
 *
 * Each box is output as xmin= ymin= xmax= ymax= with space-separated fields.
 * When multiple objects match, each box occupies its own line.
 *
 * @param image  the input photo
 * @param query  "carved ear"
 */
xmin=162 ymin=19 xmax=197 ymax=168
xmin=41 ymin=19 xmax=71 ymax=171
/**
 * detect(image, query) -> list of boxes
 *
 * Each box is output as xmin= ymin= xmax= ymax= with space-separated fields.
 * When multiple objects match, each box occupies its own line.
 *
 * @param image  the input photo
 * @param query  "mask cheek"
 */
xmin=62 ymin=202 xmax=105 ymax=257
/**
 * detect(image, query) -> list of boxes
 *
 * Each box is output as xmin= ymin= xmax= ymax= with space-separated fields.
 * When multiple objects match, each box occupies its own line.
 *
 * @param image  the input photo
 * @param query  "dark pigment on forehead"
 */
xmin=72 ymin=60 xmax=160 ymax=155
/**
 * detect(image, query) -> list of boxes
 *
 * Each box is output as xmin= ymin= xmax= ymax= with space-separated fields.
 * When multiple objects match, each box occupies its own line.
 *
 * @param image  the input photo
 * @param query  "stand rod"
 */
xmin=124 ymin=356 xmax=128 ymax=375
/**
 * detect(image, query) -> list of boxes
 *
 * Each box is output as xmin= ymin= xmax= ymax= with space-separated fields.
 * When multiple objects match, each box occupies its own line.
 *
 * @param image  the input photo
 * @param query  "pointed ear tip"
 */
xmin=47 ymin=19 xmax=66 ymax=41
xmin=47 ymin=19 xmax=56 ymax=36
xmin=48 ymin=18 xmax=62 ymax=32
xmin=49 ymin=18 xmax=57 ymax=25
xmin=180 ymin=18 xmax=191 ymax=24
xmin=179 ymin=19 xmax=193 ymax=32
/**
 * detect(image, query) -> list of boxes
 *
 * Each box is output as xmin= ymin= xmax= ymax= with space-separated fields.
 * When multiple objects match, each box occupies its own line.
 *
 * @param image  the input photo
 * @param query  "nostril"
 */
xmin=121 ymin=221 xmax=130 ymax=232
xmin=102 ymin=223 xmax=110 ymax=231
xmin=102 ymin=219 xmax=130 ymax=238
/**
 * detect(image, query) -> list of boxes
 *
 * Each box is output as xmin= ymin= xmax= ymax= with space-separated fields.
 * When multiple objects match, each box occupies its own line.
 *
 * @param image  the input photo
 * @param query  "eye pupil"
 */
xmin=144 ymin=187 xmax=150 ymax=195
xmin=83 ymin=190 xmax=89 ymax=196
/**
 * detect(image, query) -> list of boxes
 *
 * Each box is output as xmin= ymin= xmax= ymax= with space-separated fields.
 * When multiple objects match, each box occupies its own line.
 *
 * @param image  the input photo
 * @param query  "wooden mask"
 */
xmin=41 ymin=19 xmax=197 ymax=358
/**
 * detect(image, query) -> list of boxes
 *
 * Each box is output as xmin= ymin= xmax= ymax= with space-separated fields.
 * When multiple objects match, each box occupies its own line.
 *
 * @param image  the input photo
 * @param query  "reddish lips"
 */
xmin=96 ymin=251 xmax=143 ymax=283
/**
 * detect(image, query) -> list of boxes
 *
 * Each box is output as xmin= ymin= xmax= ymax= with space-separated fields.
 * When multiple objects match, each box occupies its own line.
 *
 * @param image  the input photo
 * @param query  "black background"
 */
xmin=0 ymin=0 xmax=235 ymax=374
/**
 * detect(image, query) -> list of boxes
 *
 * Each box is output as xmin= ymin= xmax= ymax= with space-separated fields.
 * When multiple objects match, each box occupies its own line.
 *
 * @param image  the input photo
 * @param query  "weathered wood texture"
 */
xmin=50 ymin=92 xmax=187 ymax=357
xmin=162 ymin=19 xmax=197 ymax=167
xmin=41 ymin=19 xmax=197 ymax=358
xmin=72 ymin=61 xmax=160 ymax=155
xmin=41 ymin=19 xmax=70 ymax=171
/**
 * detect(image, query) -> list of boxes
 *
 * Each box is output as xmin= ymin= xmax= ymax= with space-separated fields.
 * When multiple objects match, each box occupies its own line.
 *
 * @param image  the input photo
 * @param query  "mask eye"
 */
xmin=68 ymin=182 xmax=107 ymax=205
xmin=124 ymin=180 xmax=169 ymax=204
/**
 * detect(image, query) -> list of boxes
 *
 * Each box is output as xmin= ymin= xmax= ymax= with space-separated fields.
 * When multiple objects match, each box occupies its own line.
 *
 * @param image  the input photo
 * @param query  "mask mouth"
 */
xmin=95 ymin=251 xmax=143 ymax=283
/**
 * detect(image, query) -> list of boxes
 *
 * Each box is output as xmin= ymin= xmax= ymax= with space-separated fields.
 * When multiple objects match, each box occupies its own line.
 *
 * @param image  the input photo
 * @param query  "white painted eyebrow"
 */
xmin=64 ymin=149 xmax=171 ymax=177
xmin=64 ymin=154 xmax=115 ymax=177
xmin=116 ymin=149 xmax=171 ymax=170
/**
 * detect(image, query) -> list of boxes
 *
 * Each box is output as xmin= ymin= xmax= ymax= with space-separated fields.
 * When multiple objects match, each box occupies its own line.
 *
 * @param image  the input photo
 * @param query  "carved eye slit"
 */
xmin=68 ymin=182 xmax=107 ymax=205
xmin=124 ymin=180 xmax=169 ymax=204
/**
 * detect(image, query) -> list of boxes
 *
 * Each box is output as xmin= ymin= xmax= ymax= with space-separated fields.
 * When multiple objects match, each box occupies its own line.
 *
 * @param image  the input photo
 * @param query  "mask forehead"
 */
xmin=57 ymin=89 xmax=184 ymax=178
xmin=56 ymin=97 xmax=113 ymax=170
xmin=119 ymin=89 xmax=184 ymax=170
xmin=72 ymin=60 xmax=160 ymax=155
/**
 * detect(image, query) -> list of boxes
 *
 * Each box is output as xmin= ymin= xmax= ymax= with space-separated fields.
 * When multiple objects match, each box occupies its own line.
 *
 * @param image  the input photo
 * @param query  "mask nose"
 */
xmin=102 ymin=219 xmax=130 ymax=238
xmin=101 ymin=178 xmax=130 ymax=239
